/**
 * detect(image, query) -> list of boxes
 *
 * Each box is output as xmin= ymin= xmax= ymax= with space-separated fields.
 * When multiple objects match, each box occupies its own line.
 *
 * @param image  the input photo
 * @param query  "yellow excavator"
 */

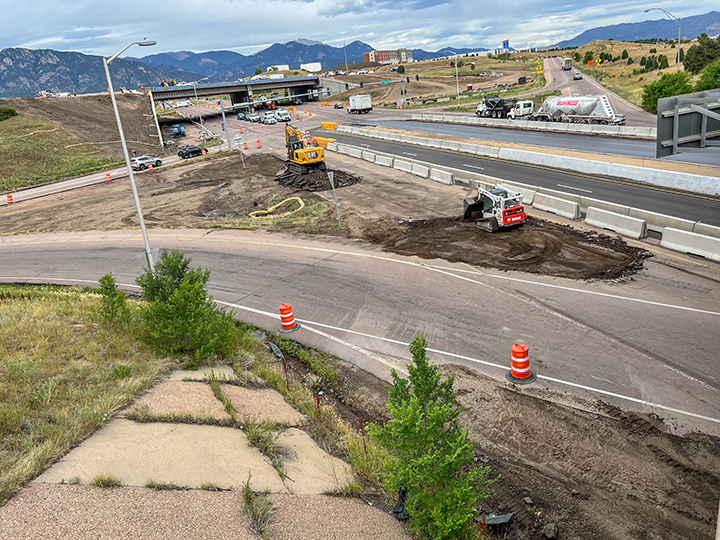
xmin=283 ymin=123 xmax=326 ymax=174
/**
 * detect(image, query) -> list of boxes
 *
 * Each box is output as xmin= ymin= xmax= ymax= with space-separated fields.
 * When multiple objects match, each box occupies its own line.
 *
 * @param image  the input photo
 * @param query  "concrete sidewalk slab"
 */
xmin=166 ymin=365 xmax=237 ymax=381
xmin=35 ymin=419 xmax=286 ymax=492
xmin=221 ymin=385 xmax=306 ymax=426
xmin=0 ymin=484 xmax=255 ymax=540
xmin=131 ymin=381 xmax=230 ymax=420
xmin=268 ymin=494 xmax=412 ymax=539
xmin=278 ymin=428 xmax=353 ymax=494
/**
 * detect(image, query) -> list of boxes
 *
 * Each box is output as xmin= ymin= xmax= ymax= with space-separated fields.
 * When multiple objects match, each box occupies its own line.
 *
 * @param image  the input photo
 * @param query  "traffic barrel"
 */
xmin=202 ymin=148 xmax=207 ymax=156
xmin=279 ymin=303 xmax=300 ymax=333
xmin=213 ymin=121 xmax=217 ymax=127
xmin=243 ymin=142 xmax=249 ymax=150
xmin=148 ymin=163 xmax=154 ymax=171
xmin=506 ymin=343 xmax=536 ymax=384
xmin=240 ymin=127 xmax=244 ymax=134
xmin=7 ymin=194 xmax=14 ymax=205
xmin=256 ymin=139 xmax=262 ymax=149
xmin=105 ymin=172 xmax=112 ymax=182
xmin=296 ymin=114 xmax=300 ymax=120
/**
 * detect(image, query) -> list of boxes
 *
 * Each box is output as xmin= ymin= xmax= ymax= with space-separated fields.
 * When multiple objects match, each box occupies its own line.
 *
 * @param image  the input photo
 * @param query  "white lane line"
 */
xmin=2 ymin=276 xmax=716 ymax=424
xmin=557 ymin=183 xmax=592 ymax=193
xmin=463 ymin=164 xmax=485 ymax=170
xmin=403 ymin=152 xmax=417 ymax=156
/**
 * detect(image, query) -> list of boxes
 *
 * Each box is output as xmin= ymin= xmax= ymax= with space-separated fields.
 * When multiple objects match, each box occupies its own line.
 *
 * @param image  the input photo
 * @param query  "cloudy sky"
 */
xmin=1 ymin=0 xmax=714 ymax=57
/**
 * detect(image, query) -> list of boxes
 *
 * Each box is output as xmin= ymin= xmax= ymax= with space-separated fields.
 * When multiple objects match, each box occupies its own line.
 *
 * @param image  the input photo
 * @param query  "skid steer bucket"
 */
xmin=463 ymin=196 xmax=490 ymax=221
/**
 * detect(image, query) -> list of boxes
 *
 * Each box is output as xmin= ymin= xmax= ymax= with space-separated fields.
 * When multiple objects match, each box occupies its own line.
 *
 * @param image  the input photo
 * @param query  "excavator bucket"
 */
xmin=463 ymin=197 xmax=484 ymax=221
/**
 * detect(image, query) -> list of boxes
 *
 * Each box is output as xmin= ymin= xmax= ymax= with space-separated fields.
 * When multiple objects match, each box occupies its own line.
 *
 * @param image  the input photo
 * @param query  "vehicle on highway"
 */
xmin=333 ymin=102 xmax=345 ymax=109
xmin=246 ymin=112 xmax=261 ymax=122
xmin=177 ymin=145 xmax=204 ymax=159
xmin=573 ymin=72 xmax=583 ymax=80
xmin=260 ymin=111 xmax=277 ymax=124
xmin=131 ymin=156 xmax=162 ymax=170
xmin=527 ymin=95 xmax=625 ymax=125
xmin=236 ymin=112 xmax=246 ymax=120
xmin=347 ymin=94 xmax=372 ymax=114
xmin=275 ymin=110 xmax=291 ymax=122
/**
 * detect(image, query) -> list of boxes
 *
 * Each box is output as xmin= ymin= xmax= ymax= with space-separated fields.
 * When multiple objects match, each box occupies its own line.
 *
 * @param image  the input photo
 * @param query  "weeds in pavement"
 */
xmin=199 ymin=482 xmax=224 ymax=491
xmin=242 ymin=474 xmax=273 ymax=537
xmin=125 ymin=404 xmax=236 ymax=428
xmin=209 ymin=372 xmax=236 ymax=420
xmin=92 ymin=474 xmax=123 ymax=488
xmin=145 ymin=479 xmax=190 ymax=491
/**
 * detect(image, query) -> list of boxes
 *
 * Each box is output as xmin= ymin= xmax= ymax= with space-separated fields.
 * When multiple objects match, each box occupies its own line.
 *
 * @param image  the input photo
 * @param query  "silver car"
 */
xmin=131 ymin=156 xmax=162 ymax=170
xmin=260 ymin=112 xmax=277 ymax=124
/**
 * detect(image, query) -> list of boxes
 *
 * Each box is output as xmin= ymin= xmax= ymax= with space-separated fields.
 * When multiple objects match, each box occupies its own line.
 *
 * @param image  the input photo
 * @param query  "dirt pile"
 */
xmin=275 ymin=168 xmax=362 ymax=191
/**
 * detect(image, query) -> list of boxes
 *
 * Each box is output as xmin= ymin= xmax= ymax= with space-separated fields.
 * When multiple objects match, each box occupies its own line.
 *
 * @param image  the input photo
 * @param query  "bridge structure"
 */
xmin=145 ymin=76 xmax=323 ymax=110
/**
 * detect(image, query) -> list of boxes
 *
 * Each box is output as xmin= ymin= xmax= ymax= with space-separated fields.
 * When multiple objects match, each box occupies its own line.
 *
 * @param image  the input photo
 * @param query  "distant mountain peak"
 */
xmin=294 ymin=38 xmax=324 ymax=46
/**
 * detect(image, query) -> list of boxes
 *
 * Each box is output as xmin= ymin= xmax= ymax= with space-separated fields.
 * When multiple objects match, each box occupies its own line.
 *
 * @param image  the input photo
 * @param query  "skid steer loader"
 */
xmin=463 ymin=186 xmax=526 ymax=232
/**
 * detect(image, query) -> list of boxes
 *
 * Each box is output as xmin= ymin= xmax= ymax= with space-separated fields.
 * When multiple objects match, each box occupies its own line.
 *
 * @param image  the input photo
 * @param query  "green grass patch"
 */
xmin=91 ymin=474 xmax=123 ymax=488
xmin=242 ymin=474 xmax=273 ymax=537
xmin=145 ymin=479 xmax=190 ymax=490
xmin=0 ymin=114 xmax=121 ymax=192
xmin=0 ymin=284 xmax=176 ymax=506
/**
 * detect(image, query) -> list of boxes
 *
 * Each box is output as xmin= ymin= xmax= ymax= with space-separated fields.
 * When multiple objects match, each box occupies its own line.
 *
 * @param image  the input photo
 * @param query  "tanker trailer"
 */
xmin=528 ymin=95 xmax=626 ymax=125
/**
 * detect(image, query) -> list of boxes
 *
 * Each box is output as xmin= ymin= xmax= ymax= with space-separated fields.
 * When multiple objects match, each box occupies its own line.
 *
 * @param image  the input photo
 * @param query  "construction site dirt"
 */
xmin=1 ymin=149 xmax=718 ymax=539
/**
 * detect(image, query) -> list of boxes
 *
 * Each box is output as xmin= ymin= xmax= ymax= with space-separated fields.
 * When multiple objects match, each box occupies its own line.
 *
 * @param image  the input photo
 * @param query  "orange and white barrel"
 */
xmin=506 ymin=343 xmax=536 ymax=384
xmin=7 ymin=194 xmax=14 ymax=205
xmin=279 ymin=303 xmax=300 ymax=333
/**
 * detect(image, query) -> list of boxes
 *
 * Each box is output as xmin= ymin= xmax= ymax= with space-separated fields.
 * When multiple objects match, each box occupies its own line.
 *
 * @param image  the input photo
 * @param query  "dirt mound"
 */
xmin=275 ymin=168 xmax=362 ymax=191
xmin=363 ymin=216 xmax=648 ymax=280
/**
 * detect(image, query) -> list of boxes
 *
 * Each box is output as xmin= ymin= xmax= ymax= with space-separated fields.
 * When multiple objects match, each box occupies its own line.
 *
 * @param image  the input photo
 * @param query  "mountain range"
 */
xmin=555 ymin=11 xmax=720 ymax=48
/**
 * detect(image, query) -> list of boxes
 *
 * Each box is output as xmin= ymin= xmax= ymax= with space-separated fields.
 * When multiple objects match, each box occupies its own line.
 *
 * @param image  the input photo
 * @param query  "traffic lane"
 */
xmin=0 ymin=230 xmax=718 ymax=435
xmin=357 ymin=119 xmax=655 ymax=158
xmin=324 ymin=131 xmax=720 ymax=226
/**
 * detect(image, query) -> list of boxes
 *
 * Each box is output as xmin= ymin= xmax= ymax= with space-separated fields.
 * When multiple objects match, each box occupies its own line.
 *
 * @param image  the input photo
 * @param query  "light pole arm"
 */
xmin=103 ymin=56 xmax=155 ymax=269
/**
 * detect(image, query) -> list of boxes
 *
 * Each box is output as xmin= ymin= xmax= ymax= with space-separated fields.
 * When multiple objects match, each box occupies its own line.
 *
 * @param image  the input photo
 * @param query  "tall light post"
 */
xmin=102 ymin=39 xmax=157 ymax=269
xmin=455 ymin=54 xmax=460 ymax=108
xmin=343 ymin=42 xmax=349 ymax=74
xmin=644 ymin=7 xmax=681 ymax=71
xmin=192 ymin=77 xmax=208 ymax=145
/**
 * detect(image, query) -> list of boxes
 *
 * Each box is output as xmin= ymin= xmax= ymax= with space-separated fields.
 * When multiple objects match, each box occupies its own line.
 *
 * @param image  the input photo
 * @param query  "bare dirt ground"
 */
xmin=2 ymin=98 xmax=718 ymax=539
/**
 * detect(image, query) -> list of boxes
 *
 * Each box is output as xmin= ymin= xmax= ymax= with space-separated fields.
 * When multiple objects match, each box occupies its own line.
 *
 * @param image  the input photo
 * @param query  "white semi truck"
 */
xmin=347 ymin=94 xmax=372 ymax=114
xmin=527 ymin=95 xmax=626 ymax=125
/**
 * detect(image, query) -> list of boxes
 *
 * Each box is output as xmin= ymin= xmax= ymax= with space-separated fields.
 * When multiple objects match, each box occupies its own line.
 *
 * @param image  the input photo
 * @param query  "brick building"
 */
xmin=363 ymin=48 xmax=414 ymax=64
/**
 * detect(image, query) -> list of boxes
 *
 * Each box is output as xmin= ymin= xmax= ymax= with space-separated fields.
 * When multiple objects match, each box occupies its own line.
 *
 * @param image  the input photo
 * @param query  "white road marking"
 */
xmin=1 ymin=274 xmax=717 ymax=424
xmin=557 ymin=183 xmax=592 ymax=193
xmin=403 ymin=152 xmax=417 ymax=156
xmin=463 ymin=164 xmax=485 ymax=170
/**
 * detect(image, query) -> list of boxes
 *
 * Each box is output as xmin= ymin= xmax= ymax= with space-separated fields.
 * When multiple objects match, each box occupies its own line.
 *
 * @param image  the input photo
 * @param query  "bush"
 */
xmin=370 ymin=334 xmax=494 ymax=540
xmin=640 ymin=56 xmax=647 ymax=66
xmin=622 ymin=49 xmax=629 ymax=59
xmin=658 ymin=55 xmax=669 ymax=70
xmin=627 ymin=57 xmax=634 ymax=66
xmin=583 ymin=51 xmax=594 ymax=64
xmin=573 ymin=52 xmax=581 ymax=62
xmin=695 ymin=58 xmax=720 ymax=91
xmin=98 ymin=273 xmax=130 ymax=327
xmin=684 ymin=33 xmax=720 ymax=73
xmin=649 ymin=47 xmax=657 ymax=54
xmin=0 ymin=108 xmax=17 ymax=121
xmin=397 ymin=65 xmax=405 ymax=74
xmin=645 ymin=55 xmax=659 ymax=71
xmin=641 ymin=71 xmax=694 ymax=112
xmin=136 ymin=250 xmax=239 ymax=368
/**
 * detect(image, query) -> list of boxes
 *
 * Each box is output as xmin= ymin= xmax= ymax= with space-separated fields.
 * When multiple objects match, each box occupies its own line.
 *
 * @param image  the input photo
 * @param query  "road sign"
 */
xmin=536 ymin=66 xmax=542 ymax=73
xmin=596 ymin=58 xmax=602 ymax=65
xmin=381 ymin=80 xmax=390 ymax=84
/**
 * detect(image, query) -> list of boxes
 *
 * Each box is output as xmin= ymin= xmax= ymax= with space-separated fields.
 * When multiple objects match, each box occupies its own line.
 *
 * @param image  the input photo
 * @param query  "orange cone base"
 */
xmin=279 ymin=322 xmax=301 ymax=334
xmin=506 ymin=370 xmax=536 ymax=385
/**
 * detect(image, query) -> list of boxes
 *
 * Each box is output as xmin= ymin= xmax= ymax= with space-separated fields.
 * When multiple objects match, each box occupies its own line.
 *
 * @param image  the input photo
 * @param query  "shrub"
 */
xmin=370 ymin=334 xmax=494 ymax=540
xmin=135 ymin=250 xmax=209 ymax=304
xmin=658 ymin=55 xmax=670 ymax=70
xmin=0 ymin=108 xmax=17 ymax=121
xmin=627 ymin=57 xmax=634 ymax=66
xmin=583 ymin=51 xmax=593 ymax=64
xmin=695 ymin=58 xmax=720 ymax=91
xmin=622 ymin=49 xmax=629 ymax=59
xmin=640 ymin=56 xmax=647 ymax=66
xmin=684 ymin=33 xmax=720 ymax=73
xmin=645 ymin=55 xmax=659 ymax=71
xmin=397 ymin=65 xmax=405 ymax=74
xmin=649 ymin=47 xmax=657 ymax=54
xmin=573 ymin=52 xmax=581 ymax=62
xmin=98 ymin=273 xmax=130 ymax=327
xmin=641 ymin=71 xmax=694 ymax=112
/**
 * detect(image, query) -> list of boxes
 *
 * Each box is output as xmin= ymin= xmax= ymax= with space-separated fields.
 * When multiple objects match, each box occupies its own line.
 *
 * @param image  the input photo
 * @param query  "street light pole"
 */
xmin=645 ymin=7 xmax=681 ymax=71
xmin=192 ymin=77 xmax=208 ymax=145
xmin=455 ymin=54 xmax=460 ymax=108
xmin=103 ymin=39 xmax=157 ymax=270
xmin=344 ymin=42 xmax=349 ymax=74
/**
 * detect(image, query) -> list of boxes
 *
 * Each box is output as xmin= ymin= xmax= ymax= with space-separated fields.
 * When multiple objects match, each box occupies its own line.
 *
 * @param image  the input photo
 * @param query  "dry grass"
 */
xmin=0 ymin=284 xmax=176 ymax=506
xmin=0 ymin=114 xmax=118 ymax=192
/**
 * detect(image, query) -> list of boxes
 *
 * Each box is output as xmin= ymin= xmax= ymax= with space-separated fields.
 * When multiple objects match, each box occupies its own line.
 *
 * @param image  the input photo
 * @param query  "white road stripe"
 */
xmin=402 ymin=152 xmax=417 ymax=156
xmin=557 ymin=183 xmax=592 ymax=193
xmin=463 ymin=164 xmax=485 ymax=170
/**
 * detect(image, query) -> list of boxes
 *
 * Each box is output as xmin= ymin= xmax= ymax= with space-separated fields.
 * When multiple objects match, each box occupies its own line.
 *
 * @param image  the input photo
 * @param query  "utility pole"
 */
xmin=455 ymin=53 xmax=460 ymax=108
xmin=344 ymin=42 xmax=349 ymax=74
xmin=400 ymin=76 xmax=406 ymax=108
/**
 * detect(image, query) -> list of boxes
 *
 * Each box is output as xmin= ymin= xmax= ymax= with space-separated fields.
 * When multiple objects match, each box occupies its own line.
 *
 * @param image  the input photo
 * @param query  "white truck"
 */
xmin=527 ymin=95 xmax=626 ymax=125
xmin=347 ymin=94 xmax=372 ymax=114
xmin=561 ymin=57 xmax=572 ymax=70
xmin=476 ymin=96 xmax=534 ymax=119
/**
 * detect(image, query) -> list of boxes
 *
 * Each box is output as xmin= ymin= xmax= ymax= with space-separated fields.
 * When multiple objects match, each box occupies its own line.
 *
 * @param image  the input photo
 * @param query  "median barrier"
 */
xmin=430 ymin=169 xmax=454 ymax=185
xmin=577 ymin=196 xmax=631 ymax=215
xmin=327 ymin=142 xmax=338 ymax=152
xmin=459 ymin=143 xmax=479 ymax=154
xmin=661 ymin=228 xmax=720 ymax=262
xmin=411 ymin=164 xmax=430 ymax=178
xmin=626 ymin=208 xmax=696 ymax=233
xmin=426 ymin=138 xmax=444 ymax=149
xmin=393 ymin=160 xmax=412 ymax=173
xmin=532 ymin=193 xmax=581 ymax=219
xmin=692 ymin=222 xmax=720 ymax=240
xmin=375 ymin=155 xmax=394 ymax=167
xmin=441 ymin=140 xmax=460 ymax=151
xmin=585 ymin=207 xmax=648 ymax=239
xmin=500 ymin=182 xmax=537 ymax=205
xmin=362 ymin=151 xmax=376 ymax=163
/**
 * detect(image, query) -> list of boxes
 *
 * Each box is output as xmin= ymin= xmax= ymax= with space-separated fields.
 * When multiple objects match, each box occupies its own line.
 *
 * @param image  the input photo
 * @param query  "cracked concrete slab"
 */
xmin=130 ymin=381 xmax=230 ymax=420
xmin=221 ymin=385 xmax=306 ymax=426
xmin=35 ymin=418 xmax=286 ymax=492
xmin=278 ymin=428 xmax=354 ymax=494
xmin=166 ymin=366 xmax=237 ymax=381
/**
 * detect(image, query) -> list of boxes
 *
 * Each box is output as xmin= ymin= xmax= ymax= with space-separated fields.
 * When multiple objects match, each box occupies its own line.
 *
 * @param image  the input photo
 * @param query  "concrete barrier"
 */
xmin=441 ymin=140 xmax=460 ymax=151
xmin=693 ymin=222 xmax=720 ymax=240
xmin=412 ymin=164 xmax=430 ymax=178
xmin=327 ymin=142 xmax=338 ymax=152
xmin=458 ymin=143 xmax=479 ymax=154
xmin=626 ymin=208 xmax=696 ymax=233
xmin=661 ymin=228 xmax=720 ymax=262
xmin=430 ymin=168 xmax=454 ymax=185
xmin=393 ymin=160 xmax=412 ymax=173
xmin=375 ymin=155 xmax=394 ymax=167
xmin=345 ymin=146 xmax=362 ymax=158
xmin=585 ymin=207 xmax=648 ymax=239
xmin=361 ymin=151 xmax=376 ymax=163
xmin=500 ymin=182 xmax=537 ymax=205
xmin=532 ymin=193 xmax=581 ymax=219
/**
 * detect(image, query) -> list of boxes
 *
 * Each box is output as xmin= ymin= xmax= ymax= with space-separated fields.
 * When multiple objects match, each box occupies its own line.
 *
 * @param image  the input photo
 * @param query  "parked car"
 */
xmin=573 ymin=72 xmax=583 ymax=80
xmin=131 ymin=155 xmax=162 ymax=170
xmin=333 ymin=102 xmax=345 ymax=109
xmin=236 ymin=112 xmax=246 ymax=120
xmin=275 ymin=110 xmax=291 ymax=122
xmin=260 ymin=111 xmax=277 ymax=124
xmin=177 ymin=145 xmax=204 ymax=159
xmin=246 ymin=112 xmax=261 ymax=122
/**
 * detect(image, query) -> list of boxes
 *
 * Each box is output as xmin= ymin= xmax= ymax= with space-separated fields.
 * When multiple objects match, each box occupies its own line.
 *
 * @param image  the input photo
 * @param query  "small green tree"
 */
xmin=621 ymin=49 xmax=629 ymax=59
xmin=695 ymin=58 xmax=720 ymax=91
xmin=573 ymin=52 xmax=581 ymax=62
xmin=136 ymin=250 xmax=209 ymax=303
xmin=679 ymin=47 xmax=685 ymax=63
xmin=253 ymin=67 xmax=263 ymax=75
xmin=627 ymin=57 xmax=634 ymax=65
xmin=658 ymin=55 xmax=670 ymax=70
xmin=645 ymin=55 xmax=659 ymax=71
xmin=649 ymin=47 xmax=657 ymax=54
xmin=397 ymin=65 xmax=405 ymax=74
xmin=641 ymin=71 xmax=694 ymax=112
xmin=684 ymin=33 xmax=720 ymax=73
xmin=640 ymin=56 xmax=647 ymax=66
xmin=370 ymin=334 xmax=494 ymax=540
xmin=583 ymin=51 xmax=593 ymax=64
xmin=0 ymin=108 xmax=17 ymax=121
xmin=98 ymin=273 xmax=130 ymax=327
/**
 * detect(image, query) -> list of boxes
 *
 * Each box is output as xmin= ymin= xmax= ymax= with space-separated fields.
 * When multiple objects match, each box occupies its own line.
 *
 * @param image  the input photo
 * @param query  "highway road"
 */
xmin=321 ymin=130 xmax=720 ymax=227
xmin=1 ymin=229 xmax=719 ymax=437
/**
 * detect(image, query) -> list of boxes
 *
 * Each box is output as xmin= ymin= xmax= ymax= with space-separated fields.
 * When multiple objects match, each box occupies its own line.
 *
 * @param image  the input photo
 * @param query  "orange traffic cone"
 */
xmin=105 ymin=172 xmax=111 ymax=182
